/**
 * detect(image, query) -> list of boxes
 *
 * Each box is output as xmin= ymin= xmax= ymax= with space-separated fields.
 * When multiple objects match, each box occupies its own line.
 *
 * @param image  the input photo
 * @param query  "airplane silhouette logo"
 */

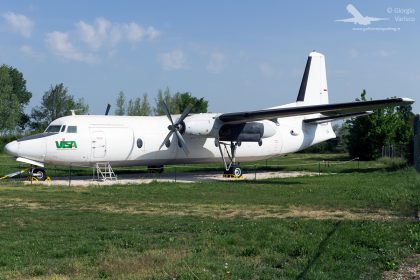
xmin=336 ymin=4 xmax=389 ymax=26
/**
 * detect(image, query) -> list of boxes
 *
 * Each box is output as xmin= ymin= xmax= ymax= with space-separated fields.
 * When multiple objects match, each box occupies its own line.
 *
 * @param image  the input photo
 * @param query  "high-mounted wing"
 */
xmin=217 ymin=97 xmax=414 ymax=124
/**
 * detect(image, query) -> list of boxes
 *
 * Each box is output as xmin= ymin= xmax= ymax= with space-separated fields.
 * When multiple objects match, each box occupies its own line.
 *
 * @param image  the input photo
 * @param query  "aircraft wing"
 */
xmin=217 ymin=98 xmax=414 ymax=124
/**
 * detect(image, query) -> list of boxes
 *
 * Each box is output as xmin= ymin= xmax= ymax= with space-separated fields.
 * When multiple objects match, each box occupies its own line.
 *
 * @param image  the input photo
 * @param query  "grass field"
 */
xmin=0 ymin=154 xmax=419 ymax=279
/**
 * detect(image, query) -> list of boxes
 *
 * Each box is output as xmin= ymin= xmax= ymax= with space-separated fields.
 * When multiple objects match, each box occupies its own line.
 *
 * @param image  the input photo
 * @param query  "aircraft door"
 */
xmin=91 ymin=130 xmax=106 ymax=158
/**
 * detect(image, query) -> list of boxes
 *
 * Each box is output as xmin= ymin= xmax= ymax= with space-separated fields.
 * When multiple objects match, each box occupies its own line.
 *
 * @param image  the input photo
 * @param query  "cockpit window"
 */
xmin=45 ymin=125 xmax=62 ymax=133
xmin=61 ymin=125 xmax=66 ymax=132
xmin=67 ymin=126 xmax=77 ymax=133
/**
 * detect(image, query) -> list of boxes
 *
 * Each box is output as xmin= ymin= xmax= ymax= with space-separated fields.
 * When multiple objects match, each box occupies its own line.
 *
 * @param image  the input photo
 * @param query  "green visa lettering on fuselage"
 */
xmin=55 ymin=140 xmax=78 ymax=149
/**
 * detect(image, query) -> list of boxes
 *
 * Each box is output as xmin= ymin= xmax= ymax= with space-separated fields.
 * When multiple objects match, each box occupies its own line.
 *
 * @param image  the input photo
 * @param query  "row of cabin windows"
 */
xmin=45 ymin=125 xmax=77 ymax=133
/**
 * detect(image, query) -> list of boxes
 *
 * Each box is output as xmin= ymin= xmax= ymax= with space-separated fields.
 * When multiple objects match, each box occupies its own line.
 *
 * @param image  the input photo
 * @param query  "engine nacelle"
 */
xmin=184 ymin=114 xmax=218 ymax=136
xmin=218 ymin=120 xmax=276 ymax=142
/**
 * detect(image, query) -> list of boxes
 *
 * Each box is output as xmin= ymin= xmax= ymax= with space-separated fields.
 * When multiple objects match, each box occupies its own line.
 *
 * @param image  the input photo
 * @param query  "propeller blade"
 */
xmin=175 ymin=130 xmax=189 ymax=155
xmin=162 ymin=101 xmax=174 ymax=125
xmin=159 ymin=131 xmax=174 ymax=150
xmin=175 ymin=103 xmax=194 ymax=125
xmin=105 ymin=104 xmax=111 ymax=115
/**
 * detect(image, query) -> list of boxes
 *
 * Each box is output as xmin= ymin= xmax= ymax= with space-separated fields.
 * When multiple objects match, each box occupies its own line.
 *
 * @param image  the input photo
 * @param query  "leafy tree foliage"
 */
xmin=127 ymin=93 xmax=151 ymax=116
xmin=30 ymin=83 xmax=88 ymax=131
xmin=0 ymin=65 xmax=32 ymax=133
xmin=344 ymin=90 xmax=414 ymax=160
xmin=115 ymin=91 xmax=126 ymax=116
xmin=154 ymin=88 xmax=208 ymax=115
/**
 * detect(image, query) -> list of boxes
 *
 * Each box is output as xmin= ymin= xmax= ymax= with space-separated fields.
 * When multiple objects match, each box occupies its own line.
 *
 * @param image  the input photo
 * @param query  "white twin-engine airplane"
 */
xmin=4 ymin=52 xmax=414 ymax=180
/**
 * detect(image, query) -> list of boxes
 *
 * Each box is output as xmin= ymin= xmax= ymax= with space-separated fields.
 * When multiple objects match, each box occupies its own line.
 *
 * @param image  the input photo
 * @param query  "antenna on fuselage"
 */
xmin=105 ymin=104 xmax=111 ymax=115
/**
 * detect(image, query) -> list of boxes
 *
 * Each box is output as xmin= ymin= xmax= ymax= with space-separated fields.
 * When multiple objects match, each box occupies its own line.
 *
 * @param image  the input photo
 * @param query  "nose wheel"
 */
xmin=30 ymin=168 xmax=47 ymax=181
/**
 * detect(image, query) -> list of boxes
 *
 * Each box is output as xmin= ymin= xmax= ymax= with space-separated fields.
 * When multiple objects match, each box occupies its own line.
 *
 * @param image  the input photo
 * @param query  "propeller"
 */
xmin=105 ymin=104 xmax=111 ymax=115
xmin=159 ymin=102 xmax=193 ymax=155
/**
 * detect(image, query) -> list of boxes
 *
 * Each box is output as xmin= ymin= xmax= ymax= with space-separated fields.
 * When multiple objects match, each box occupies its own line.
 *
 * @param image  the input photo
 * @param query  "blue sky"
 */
xmin=0 ymin=1 xmax=419 ymax=114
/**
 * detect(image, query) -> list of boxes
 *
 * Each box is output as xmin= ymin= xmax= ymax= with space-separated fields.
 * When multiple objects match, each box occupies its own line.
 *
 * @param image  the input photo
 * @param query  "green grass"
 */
xmin=0 ymin=167 xmax=419 ymax=279
xmin=0 ymin=152 xmax=408 ymax=179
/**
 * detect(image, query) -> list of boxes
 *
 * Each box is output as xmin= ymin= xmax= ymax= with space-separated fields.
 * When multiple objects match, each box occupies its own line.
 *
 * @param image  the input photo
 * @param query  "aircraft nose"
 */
xmin=4 ymin=140 xmax=19 ymax=156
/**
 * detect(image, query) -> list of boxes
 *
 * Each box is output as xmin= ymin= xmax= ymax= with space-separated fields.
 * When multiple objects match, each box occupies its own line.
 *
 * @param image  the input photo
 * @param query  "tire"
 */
xmin=233 ymin=167 xmax=242 ymax=177
xmin=31 ymin=168 xmax=47 ymax=181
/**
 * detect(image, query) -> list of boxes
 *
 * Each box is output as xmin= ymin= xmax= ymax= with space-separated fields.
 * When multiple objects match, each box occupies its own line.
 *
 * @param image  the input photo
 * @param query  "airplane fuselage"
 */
xmin=6 ymin=112 xmax=335 ymax=168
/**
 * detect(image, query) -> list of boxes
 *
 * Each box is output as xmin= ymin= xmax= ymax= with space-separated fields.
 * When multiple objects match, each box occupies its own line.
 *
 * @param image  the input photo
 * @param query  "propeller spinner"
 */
xmin=159 ymin=102 xmax=193 ymax=155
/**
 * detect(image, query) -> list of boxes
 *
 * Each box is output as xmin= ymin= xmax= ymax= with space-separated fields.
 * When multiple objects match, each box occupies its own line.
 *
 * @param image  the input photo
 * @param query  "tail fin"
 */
xmin=296 ymin=52 xmax=329 ymax=105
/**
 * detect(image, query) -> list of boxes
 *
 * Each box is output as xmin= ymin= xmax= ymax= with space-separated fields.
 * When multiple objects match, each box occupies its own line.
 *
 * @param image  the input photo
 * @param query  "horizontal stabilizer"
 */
xmin=218 ymin=98 xmax=414 ymax=124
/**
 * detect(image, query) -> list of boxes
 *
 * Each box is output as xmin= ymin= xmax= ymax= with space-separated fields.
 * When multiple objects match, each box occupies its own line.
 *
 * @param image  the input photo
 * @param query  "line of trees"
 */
xmin=344 ymin=90 xmax=414 ymax=160
xmin=114 ymin=87 xmax=208 ymax=116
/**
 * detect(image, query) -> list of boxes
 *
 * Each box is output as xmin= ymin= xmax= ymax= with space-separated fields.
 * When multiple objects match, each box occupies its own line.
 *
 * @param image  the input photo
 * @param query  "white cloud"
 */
xmin=159 ymin=50 xmax=186 ymax=70
xmin=206 ymin=52 xmax=225 ymax=74
xmin=146 ymin=26 xmax=160 ymax=40
xmin=375 ymin=50 xmax=394 ymax=57
xmin=46 ymin=31 xmax=97 ymax=63
xmin=3 ymin=12 xmax=34 ymax=38
xmin=76 ymin=18 xmax=160 ymax=50
xmin=76 ymin=18 xmax=110 ymax=49
xmin=19 ymin=45 xmax=43 ymax=60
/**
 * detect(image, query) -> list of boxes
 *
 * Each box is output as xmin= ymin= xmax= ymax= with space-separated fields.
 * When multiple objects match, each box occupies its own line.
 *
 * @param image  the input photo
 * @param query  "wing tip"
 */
xmin=401 ymin=97 xmax=415 ymax=104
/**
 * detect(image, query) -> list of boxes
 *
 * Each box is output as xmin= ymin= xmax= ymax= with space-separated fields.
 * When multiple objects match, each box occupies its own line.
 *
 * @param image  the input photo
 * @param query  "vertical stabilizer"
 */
xmin=296 ymin=52 xmax=329 ymax=105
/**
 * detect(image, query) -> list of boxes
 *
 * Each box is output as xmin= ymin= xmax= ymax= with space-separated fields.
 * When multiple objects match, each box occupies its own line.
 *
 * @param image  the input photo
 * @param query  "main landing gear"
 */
xmin=216 ymin=140 xmax=243 ymax=178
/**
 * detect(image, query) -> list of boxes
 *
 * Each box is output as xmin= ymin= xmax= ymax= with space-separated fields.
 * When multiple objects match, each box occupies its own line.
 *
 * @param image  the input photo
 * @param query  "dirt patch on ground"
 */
xmin=383 ymin=254 xmax=420 ymax=280
xmin=77 ymin=202 xmax=404 ymax=221
xmin=1 ymin=197 xmax=406 ymax=221
xmin=98 ymin=246 xmax=189 ymax=279
xmin=0 ymin=197 xmax=50 ymax=210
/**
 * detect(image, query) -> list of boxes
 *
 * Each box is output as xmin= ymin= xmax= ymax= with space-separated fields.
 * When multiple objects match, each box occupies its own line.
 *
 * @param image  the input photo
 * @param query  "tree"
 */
xmin=0 ymin=67 xmax=20 ymax=133
xmin=127 ymin=93 xmax=151 ymax=116
xmin=127 ymin=97 xmax=141 ymax=116
xmin=154 ymin=88 xmax=176 ymax=115
xmin=153 ymin=88 xmax=208 ymax=115
xmin=0 ymin=64 xmax=32 ymax=132
xmin=8 ymin=66 xmax=32 ymax=128
xmin=115 ymin=91 xmax=126 ymax=116
xmin=174 ymin=92 xmax=208 ymax=113
xmin=139 ymin=93 xmax=151 ymax=116
xmin=344 ymin=90 xmax=414 ymax=160
xmin=30 ymin=83 xmax=88 ymax=131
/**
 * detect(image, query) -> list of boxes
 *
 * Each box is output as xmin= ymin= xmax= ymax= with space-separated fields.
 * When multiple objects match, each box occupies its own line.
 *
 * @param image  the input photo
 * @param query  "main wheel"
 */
xmin=224 ymin=165 xmax=242 ymax=177
xmin=31 ymin=168 xmax=47 ymax=181
xmin=233 ymin=167 xmax=242 ymax=177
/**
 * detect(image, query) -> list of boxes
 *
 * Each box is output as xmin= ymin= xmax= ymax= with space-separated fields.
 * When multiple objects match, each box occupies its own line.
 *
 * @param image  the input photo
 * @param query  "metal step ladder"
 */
xmin=94 ymin=162 xmax=117 ymax=181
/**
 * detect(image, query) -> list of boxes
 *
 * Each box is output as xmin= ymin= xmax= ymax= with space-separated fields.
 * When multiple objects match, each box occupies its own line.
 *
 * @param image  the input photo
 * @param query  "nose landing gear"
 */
xmin=29 ymin=168 xmax=48 ymax=181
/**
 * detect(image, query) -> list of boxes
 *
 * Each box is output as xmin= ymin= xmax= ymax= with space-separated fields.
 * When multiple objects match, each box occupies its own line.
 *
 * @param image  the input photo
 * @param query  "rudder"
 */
xmin=296 ymin=52 xmax=329 ymax=105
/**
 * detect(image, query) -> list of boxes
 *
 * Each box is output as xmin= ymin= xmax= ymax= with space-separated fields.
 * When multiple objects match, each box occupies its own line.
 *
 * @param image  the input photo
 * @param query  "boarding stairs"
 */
xmin=95 ymin=162 xmax=117 ymax=181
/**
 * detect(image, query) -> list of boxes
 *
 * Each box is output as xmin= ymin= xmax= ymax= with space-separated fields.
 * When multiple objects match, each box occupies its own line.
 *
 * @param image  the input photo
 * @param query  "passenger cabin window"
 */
xmin=45 ymin=125 xmax=62 ymax=133
xmin=67 ymin=126 xmax=77 ymax=133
